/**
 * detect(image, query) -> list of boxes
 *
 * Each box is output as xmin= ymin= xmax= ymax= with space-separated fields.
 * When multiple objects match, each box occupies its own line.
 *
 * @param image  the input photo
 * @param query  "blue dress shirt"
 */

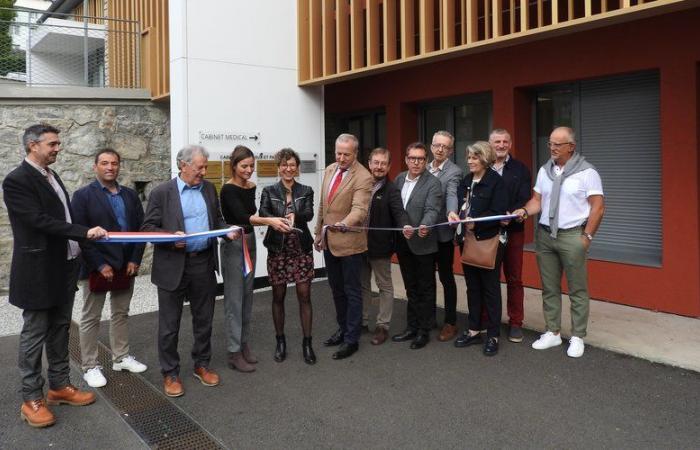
xmin=176 ymin=177 xmax=210 ymax=252
xmin=100 ymin=182 xmax=128 ymax=231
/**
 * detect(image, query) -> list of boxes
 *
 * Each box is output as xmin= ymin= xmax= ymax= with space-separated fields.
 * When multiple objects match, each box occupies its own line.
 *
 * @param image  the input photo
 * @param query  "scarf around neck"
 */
xmin=544 ymin=152 xmax=594 ymax=238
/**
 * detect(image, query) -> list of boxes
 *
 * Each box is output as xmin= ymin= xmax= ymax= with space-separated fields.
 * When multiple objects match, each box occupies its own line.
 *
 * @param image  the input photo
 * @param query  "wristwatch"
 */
xmin=583 ymin=232 xmax=594 ymax=241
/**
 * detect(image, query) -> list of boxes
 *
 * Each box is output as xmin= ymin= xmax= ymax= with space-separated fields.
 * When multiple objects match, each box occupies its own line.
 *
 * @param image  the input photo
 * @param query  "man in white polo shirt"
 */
xmin=514 ymin=126 xmax=605 ymax=358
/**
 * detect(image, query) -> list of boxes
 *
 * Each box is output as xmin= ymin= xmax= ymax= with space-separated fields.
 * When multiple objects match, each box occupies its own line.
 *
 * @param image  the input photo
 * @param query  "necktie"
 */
xmin=327 ymin=168 xmax=346 ymax=203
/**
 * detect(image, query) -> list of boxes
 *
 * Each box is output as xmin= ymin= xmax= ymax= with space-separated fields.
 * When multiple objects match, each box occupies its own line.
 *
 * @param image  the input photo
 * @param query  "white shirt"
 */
xmin=401 ymin=173 xmax=421 ymax=208
xmin=428 ymin=159 xmax=447 ymax=176
xmin=534 ymin=166 xmax=604 ymax=229
xmin=25 ymin=158 xmax=81 ymax=260
xmin=327 ymin=166 xmax=347 ymax=200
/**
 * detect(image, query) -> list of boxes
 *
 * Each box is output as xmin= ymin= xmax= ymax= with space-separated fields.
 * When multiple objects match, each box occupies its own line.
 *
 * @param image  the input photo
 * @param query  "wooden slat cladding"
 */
xmin=106 ymin=0 xmax=170 ymax=100
xmin=297 ymin=0 xmax=675 ymax=85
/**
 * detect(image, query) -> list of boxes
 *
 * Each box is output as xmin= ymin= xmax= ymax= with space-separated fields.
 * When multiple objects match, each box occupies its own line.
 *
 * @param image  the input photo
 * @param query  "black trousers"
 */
xmin=396 ymin=240 xmax=436 ymax=334
xmin=435 ymin=240 xmax=458 ymax=325
xmin=463 ymin=244 xmax=504 ymax=338
xmin=324 ymin=250 xmax=363 ymax=345
xmin=19 ymin=259 xmax=79 ymax=401
xmin=157 ymin=251 xmax=216 ymax=377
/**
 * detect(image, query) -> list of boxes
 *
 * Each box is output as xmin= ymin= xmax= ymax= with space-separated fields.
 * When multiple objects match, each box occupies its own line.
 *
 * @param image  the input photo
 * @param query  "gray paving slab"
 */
xmin=2 ymin=281 xmax=700 ymax=449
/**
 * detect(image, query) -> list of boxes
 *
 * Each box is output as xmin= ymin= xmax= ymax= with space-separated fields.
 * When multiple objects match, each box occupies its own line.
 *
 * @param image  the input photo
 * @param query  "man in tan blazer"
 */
xmin=314 ymin=133 xmax=373 ymax=359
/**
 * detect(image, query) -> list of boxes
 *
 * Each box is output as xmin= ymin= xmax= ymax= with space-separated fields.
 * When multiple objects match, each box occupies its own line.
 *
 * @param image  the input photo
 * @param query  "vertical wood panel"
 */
xmin=297 ymin=0 xmax=311 ymax=81
xmin=419 ymin=0 xmax=435 ymax=53
xmin=367 ymin=0 xmax=381 ymax=65
xmin=350 ymin=0 xmax=365 ymax=69
xmin=520 ymin=0 xmax=529 ymax=31
xmin=460 ymin=0 xmax=467 ymax=43
xmin=484 ymin=0 xmax=491 ymax=39
xmin=568 ymin=0 xmax=574 ymax=20
xmin=401 ymin=0 xmax=416 ymax=57
xmin=509 ymin=0 xmax=515 ymax=33
xmin=466 ymin=0 xmax=478 ymax=43
xmin=441 ymin=0 xmax=455 ymax=48
xmin=310 ymin=0 xmax=323 ymax=78
xmin=322 ymin=0 xmax=337 ymax=75
xmin=551 ymin=0 xmax=558 ymax=24
xmin=584 ymin=0 xmax=592 ymax=17
xmin=336 ymin=0 xmax=350 ymax=72
xmin=492 ymin=0 xmax=502 ymax=37
xmin=537 ymin=0 xmax=543 ymax=27
xmin=383 ymin=0 xmax=397 ymax=61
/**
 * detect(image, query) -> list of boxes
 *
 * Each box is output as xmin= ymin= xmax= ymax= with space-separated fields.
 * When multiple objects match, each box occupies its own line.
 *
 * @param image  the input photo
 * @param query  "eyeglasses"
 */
xmin=547 ymin=141 xmax=573 ymax=149
xmin=406 ymin=156 xmax=426 ymax=163
xmin=431 ymin=143 xmax=452 ymax=150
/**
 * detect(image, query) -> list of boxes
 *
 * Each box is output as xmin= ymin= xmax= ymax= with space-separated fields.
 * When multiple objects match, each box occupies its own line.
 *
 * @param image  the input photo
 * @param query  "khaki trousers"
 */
xmin=361 ymin=255 xmax=394 ymax=330
xmin=79 ymin=278 xmax=135 ymax=370
xmin=535 ymin=226 xmax=590 ymax=338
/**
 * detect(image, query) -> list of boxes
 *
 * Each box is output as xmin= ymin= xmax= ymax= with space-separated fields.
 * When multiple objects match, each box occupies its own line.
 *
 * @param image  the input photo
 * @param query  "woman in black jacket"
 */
xmin=448 ymin=141 xmax=508 ymax=356
xmin=259 ymin=148 xmax=316 ymax=364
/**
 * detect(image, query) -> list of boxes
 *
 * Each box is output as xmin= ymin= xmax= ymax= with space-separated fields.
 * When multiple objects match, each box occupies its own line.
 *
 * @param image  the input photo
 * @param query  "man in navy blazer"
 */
xmin=3 ymin=124 xmax=107 ymax=428
xmin=72 ymin=149 xmax=147 ymax=389
xmin=142 ymin=145 xmax=237 ymax=397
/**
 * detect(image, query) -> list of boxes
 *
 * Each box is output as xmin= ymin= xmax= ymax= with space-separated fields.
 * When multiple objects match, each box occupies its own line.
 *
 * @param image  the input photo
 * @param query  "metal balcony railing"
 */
xmin=0 ymin=7 xmax=140 ymax=89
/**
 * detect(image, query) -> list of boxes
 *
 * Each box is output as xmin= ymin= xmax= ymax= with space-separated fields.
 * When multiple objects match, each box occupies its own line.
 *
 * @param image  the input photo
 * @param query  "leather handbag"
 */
xmin=88 ymin=268 xmax=132 ymax=293
xmin=460 ymin=229 xmax=499 ymax=270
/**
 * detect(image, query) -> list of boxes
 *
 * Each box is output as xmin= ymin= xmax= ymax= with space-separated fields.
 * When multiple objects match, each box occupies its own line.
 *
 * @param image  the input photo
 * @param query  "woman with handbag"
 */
xmin=259 ymin=148 xmax=317 ymax=364
xmin=220 ymin=146 xmax=292 ymax=372
xmin=448 ymin=141 xmax=508 ymax=356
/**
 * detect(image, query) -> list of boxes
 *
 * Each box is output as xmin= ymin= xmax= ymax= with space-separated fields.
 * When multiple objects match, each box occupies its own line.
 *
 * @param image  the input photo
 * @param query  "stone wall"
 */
xmin=0 ymin=102 xmax=171 ymax=292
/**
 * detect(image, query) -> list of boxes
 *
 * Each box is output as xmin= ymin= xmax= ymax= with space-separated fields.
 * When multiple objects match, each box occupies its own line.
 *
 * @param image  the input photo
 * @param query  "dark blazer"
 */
xmin=72 ymin=180 xmax=145 ymax=279
xmin=499 ymin=156 xmax=532 ymax=232
xmin=141 ymin=178 xmax=227 ymax=291
xmin=2 ymin=161 xmax=90 ymax=310
xmin=457 ymin=168 xmax=508 ymax=241
xmin=366 ymin=178 xmax=409 ymax=258
xmin=395 ymin=170 xmax=443 ymax=255
xmin=259 ymin=181 xmax=314 ymax=253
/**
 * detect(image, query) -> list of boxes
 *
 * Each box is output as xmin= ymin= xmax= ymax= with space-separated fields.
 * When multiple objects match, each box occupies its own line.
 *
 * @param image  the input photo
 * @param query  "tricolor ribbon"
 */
xmin=322 ymin=214 xmax=518 ymax=233
xmin=96 ymin=226 xmax=241 ymax=243
xmin=241 ymin=230 xmax=254 ymax=277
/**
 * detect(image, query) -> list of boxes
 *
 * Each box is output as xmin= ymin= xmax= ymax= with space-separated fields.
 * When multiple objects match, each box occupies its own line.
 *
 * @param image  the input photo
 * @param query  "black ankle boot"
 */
xmin=302 ymin=337 xmax=316 ymax=365
xmin=274 ymin=335 xmax=286 ymax=362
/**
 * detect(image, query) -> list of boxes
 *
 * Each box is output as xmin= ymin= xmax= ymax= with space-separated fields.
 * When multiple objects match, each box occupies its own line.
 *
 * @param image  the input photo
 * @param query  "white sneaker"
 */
xmin=531 ymin=331 xmax=563 ymax=350
xmin=83 ymin=366 xmax=107 ymax=388
xmin=113 ymin=355 xmax=147 ymax=373
xmin=567 ymin=336 xmax=585 ymax=358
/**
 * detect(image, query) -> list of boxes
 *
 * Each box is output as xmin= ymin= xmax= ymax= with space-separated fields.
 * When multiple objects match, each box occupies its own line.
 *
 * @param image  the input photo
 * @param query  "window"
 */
xmin=325 ymin=110 xmax=386 ymax=168
xmin=419 ymin=93 xmax=492 ymax=170
xmin=533 ymin=71 xmax=661 ymax=266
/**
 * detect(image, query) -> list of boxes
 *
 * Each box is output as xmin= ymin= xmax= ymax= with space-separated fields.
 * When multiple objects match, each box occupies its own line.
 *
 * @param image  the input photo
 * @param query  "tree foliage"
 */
xmin=0 ymin=0 xmax=25 ymax=77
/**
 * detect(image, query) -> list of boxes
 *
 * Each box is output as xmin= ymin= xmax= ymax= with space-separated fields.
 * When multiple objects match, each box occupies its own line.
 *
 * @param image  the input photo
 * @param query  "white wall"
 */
xmin=169 ymin=0 xmax=325 ymax=276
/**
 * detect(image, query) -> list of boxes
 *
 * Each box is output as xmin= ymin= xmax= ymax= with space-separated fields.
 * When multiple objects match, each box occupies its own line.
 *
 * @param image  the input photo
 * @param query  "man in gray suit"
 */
xmin=427 ymin=131 xmax=463 ymax=341
xmin=142 ymin=145 xmax=238 ymax=397
xmin=391 ymin=142 xmax=443 ymax=349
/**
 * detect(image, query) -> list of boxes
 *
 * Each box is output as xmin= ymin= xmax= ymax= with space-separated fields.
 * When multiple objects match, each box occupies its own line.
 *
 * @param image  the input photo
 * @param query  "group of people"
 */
xmin=3 ymin=123 xmax=604 ymax=428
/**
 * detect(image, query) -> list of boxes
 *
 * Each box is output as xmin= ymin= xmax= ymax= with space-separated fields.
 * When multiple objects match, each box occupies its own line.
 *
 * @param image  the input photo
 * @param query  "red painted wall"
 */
xmin=325 ymin=9 xmax=700 ymax=317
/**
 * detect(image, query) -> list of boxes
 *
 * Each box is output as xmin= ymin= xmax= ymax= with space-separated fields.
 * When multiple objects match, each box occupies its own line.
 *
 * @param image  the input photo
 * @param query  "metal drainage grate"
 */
xmin=68 ymin=322 xmax=226 ymax=450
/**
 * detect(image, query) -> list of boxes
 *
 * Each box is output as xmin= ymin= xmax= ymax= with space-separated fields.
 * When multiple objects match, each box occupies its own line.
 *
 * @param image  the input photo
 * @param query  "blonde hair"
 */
xmin=466 ymin=141 xmax=496 ymax=168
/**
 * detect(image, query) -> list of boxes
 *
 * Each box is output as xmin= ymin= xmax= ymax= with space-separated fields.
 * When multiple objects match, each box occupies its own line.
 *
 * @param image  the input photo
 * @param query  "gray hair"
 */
xmin=467 ymin=141 xmax=496 ymax=167
xmin=335 ymin=133 xmax=359 ymax=152
xmin=553 ymin=126 xmax=577 ymax=145
xmin=432 ymin=130 xmax=454 ymax=147
xmin=23 ymin=124 xmax=60 ymax=153
xmin=176 ymin=145 xmax=209 ymax=168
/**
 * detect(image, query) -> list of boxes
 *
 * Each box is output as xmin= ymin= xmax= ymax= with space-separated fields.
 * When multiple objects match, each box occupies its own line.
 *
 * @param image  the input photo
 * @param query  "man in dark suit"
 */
xmin=313 ymin=133 xmax=373 ymax=360
xmin=361 ymin=147 xmax=409 ymax=345
xmin=392 ymin=142 xmax=443 ymax=349
xmin=489 ymin=128 xmax=532 ymax=343
xmin=72 ymin=148 xmax=147 ymax=389
xmin=3 ymin=124 xmax=108 ymax=428
xmin=142 ymin=145 xmax=237 ymax=397
xmin=427 ymin=131 xmax=464 ymax=341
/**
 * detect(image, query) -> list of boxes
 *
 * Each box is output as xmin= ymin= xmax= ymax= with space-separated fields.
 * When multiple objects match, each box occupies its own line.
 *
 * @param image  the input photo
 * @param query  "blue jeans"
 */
xmin=324 ymin=250 xmax=363 ymax=345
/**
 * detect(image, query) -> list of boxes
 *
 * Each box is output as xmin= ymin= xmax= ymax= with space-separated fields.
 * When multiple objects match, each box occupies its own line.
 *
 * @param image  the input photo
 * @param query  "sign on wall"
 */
xmin=197 ymin=130 xmax=261 ymax=147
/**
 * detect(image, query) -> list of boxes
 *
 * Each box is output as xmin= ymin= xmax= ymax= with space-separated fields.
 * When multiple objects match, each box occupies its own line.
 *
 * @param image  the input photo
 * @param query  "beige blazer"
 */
xmin=314 ymin=160 xmax=373 ymax=257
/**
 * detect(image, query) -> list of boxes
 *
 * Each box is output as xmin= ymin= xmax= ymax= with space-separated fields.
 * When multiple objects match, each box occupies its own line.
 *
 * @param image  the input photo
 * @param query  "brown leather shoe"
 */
xmin=20 ymin=399 xmax=56 ymax=428
xmin=193 ymin=367 xmax=220 ymax=386
xmin=371 ymin=327 xmax=389 ymax=345
xmin=242 ymin=343 xmax=258 ymax=364
xmin=228 ymin=351 xmax=255 ymax=373
xmin=164 ymin=375 xmax=184 ymax=397
xmin=46 ymin=385 xmax=96 ymax=406
xmin=438 ymin=324 xmax=458 ymax=342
